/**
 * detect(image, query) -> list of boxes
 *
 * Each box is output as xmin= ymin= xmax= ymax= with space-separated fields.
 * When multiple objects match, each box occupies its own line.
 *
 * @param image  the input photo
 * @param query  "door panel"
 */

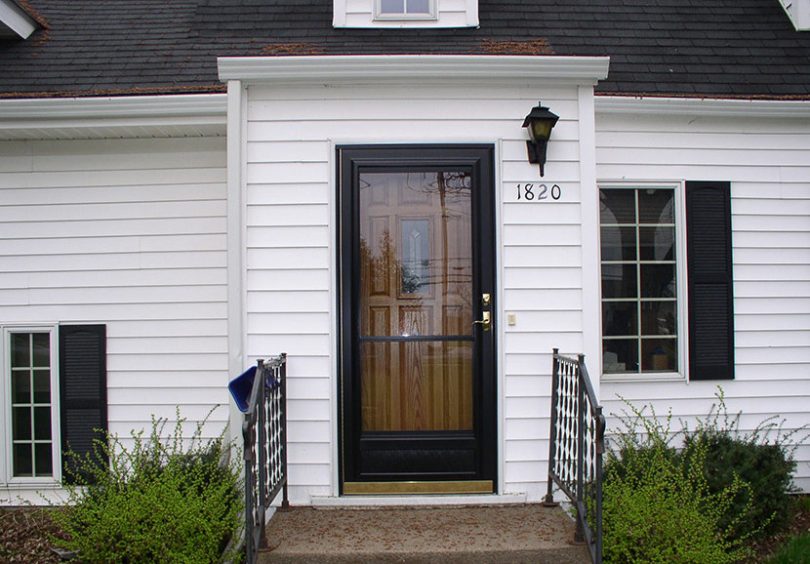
xmin=339 ymin=145 xmax=496 ymax=489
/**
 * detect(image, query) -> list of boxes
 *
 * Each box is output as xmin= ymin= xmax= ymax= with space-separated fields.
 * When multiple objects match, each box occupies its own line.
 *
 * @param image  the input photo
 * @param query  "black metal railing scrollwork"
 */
xmin=243 ymin=354 xmax=289 ymax=564
xmin=545 ymin=348 xmax=605 ymax=564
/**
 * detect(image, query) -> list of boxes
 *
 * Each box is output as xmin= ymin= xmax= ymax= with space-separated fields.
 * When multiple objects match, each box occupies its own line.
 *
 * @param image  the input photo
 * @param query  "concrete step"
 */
xmin=259 ymin=503 xmax=590 ymax=563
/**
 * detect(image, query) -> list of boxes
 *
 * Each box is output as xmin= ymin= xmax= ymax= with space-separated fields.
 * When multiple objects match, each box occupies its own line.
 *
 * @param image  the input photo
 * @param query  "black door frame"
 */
xmin=337 ymin=144 xmax=497 ymax=491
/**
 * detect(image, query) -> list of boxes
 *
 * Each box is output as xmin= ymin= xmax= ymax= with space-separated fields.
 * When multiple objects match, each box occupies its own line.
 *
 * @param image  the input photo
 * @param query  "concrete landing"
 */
xmin=259 ymin=503 xmax=589 ymax=563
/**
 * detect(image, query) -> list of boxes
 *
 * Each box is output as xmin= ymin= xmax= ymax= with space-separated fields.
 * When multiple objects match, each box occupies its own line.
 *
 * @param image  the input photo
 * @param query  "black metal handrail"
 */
xmin=544 ymin=348 xmax=605 ymax=564
xmin=243 ymin=354 xmax=289 ymax=564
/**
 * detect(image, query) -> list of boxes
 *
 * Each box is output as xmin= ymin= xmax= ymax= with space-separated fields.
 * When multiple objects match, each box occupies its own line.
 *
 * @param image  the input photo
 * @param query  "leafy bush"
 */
xmin=682 ymin=391 xmax=801 ymax=539
xmin=603 ymin=403 xmax=751 ymax=563
xmin=51 ymin=411 xmax=243 ymax=563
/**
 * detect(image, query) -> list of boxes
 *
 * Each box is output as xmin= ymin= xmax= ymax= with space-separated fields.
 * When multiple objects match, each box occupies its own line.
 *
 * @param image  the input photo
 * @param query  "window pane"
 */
xmin=639 ymin=226 xmax=674 ymax=261
xmin=35 ymin=444 xmax=53 ymax=477
xmin=601 ymin=226 xmax=636 ymax=261
xmin=33 ymin=370 xmax=51 ymax=404
xmin=638 ymin=189 xmax=674 ymax=224
xmin=12 ymin=371 xmax=30 ymax=404
xmin=407 ymin=0 xmax=430 ymax=13
xmin=32 ymin=333 xmax=50 ymax=367
xmin=380 ymin=0 xmax=405 ymax=13
xmin=600 ymin=189 xmax=635 ymax=224
xmin=603 ymin=339 xmax=638 ymax=374
xmin=641 ymin=301 xmax=677 ymax=336
xmin=11 ymin=333 xmax=29 ymax=367
xmin=601 ymin=264 xmax=637 ymax=298
xmin=603 ymin=301 xmax=638 ymax=336
xmin=34 ymin=407 xmax=51 ymax=440
xmin=13 ymin=444 xmax=33 ymax=477
xmin=641 ymin=264 xmax=676 ymax=298
xmin=642 ymin=339 xmax=678 ymax=372
xmin=13 ymin=406 xmax=31 ymax=441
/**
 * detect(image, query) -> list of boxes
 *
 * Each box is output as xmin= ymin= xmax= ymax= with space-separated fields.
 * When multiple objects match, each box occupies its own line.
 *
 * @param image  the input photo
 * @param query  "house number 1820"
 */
xmin=516 ymin=183 xmax=562 ymax=201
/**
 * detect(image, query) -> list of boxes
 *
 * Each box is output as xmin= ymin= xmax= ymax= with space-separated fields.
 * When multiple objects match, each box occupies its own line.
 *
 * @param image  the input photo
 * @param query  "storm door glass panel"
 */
xmin=358 ymin=171 xmax=473 ymax=431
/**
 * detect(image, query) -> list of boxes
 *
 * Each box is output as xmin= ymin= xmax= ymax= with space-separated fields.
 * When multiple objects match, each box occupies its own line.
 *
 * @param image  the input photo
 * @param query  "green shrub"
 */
xmin=603 ymin=403 xmax=750 ymax=563
xmin=51 ymin=410 xmax=243 ymax=563
xmin=682 ymin=391 xmax=801 ymax=539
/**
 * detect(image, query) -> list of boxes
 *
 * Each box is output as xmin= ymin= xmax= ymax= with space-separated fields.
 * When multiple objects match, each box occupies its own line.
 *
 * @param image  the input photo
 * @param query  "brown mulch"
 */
xmin=0 ymin=507 xmax=65 ymax=564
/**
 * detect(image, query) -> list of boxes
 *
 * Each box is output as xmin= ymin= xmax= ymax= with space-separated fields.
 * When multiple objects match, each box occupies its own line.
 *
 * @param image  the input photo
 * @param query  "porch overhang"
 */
xmin=217 ymin=54 xmax=610 ymax=86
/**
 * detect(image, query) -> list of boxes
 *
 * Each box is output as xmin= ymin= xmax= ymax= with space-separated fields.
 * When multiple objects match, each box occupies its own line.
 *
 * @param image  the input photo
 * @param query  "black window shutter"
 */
xmin=685 ymin=182 xmax=734 ymax=380
xmin=59 ymin=324 xmax=107 ymax=483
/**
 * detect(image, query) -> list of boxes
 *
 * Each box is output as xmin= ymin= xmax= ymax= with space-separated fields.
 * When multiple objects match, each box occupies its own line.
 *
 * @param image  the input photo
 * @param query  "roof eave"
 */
xmin=596 ymin=95 xmax=810 ymax=118
xmin=218 ymin=54 xmax=611 ymax=85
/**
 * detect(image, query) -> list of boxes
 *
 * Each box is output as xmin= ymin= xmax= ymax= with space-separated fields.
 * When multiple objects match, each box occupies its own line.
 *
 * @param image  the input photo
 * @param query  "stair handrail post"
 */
xmin=575 ymin=353 xmax=586 ymax=544
xmin=594 ymin=402 xmax=605 ymax=563
xmin=279 ymin=352 xmax=290 ymax=510
xmin=257 ymin=358 xmax=268 ymax=550
xmin=544 ymin=348 xmax=561 ymax=506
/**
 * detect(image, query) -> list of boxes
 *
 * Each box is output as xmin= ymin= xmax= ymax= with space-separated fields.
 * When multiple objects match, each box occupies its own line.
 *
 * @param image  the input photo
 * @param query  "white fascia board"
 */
xmin=218 ymin=55 xmax=610 ymax=85
xmin=0 ymin=94 xmax=227 ymax=137
xmin=0 ymin=0 xmax=37 ymax=39
xmin=595 ymin=95 xmax=810 ymax=118
xmin=779 ymin=0 xmax=810 ymax=31
xmin=0 ymin=93 xmax=227 ymax=120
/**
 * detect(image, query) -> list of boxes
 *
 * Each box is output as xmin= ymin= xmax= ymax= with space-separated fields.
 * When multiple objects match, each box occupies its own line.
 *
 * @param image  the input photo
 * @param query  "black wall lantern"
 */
xmin=522 ymin=101 xmax=559 ymax=177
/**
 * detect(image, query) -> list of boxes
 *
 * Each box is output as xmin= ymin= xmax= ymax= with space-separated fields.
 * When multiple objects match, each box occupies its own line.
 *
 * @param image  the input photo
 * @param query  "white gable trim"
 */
xmin=779 ymin=0 xmax=810 ymax=31
xmin=0 ymin=0 xmax=37 ymax=39
xmin=218 ymin=55 xmax=610 ymax=84
xmin=0 ymin=94 xmax=227 ymax=139
xmin=595 ymin=95 xmax=810 ymax=118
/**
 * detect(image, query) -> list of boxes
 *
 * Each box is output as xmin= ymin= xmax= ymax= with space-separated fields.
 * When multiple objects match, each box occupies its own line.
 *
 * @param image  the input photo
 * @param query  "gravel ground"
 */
xmin=1 ymin=498 xmax=808 ymax=563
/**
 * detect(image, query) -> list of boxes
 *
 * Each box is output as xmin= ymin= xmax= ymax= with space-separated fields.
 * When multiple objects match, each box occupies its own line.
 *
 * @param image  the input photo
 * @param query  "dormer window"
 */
xmin=376 ymin=0 xmax=436 ymax=20
xmin=334 ymin=0 xmax=478 ymax=28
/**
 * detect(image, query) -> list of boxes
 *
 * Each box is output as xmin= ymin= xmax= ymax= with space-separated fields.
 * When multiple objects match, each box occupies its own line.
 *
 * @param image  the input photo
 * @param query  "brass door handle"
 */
xmin=473 ymin=311 xmax=491 ymax=331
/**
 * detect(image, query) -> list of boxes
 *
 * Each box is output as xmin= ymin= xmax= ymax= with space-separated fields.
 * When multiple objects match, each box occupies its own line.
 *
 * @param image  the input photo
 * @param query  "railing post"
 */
xmin=595 ymin=405 xmax=604 ymax=564
xmin=279 ymin=353 xmax=290 ymax=510
xmin=257 ymin=359 xmax=268 ymax=550
xmin=544 ymin=348 xmax=560 ymax=506
xmin=574 ymin=353 xmax=586 ymax=544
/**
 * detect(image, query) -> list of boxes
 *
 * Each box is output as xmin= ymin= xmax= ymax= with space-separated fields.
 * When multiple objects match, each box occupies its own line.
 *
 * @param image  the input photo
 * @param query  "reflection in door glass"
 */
xmin=358 ymin=171 xmax=474 ymax=431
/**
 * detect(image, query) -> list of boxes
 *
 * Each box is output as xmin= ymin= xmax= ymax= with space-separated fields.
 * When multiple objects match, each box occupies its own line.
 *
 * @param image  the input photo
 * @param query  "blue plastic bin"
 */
xmin=228 ymin=365 xmax=256 ymax=413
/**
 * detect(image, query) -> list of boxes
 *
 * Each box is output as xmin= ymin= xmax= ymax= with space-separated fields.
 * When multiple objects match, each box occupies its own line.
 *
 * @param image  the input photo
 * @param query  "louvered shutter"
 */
xmin=685 ymin=182 xmax=734 ymax=380
xmin=59 ymin=324 xmax=107 ymax=483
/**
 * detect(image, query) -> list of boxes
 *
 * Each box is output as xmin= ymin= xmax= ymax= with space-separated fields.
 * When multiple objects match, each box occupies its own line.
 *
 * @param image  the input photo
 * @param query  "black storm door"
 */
xmin=338 ymin=145 xmax=497 ymax=493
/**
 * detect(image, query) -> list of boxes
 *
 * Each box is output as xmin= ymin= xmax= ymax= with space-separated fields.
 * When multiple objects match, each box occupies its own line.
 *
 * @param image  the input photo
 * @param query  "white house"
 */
xmin=0 ymin=0 xmax=808 ymax=504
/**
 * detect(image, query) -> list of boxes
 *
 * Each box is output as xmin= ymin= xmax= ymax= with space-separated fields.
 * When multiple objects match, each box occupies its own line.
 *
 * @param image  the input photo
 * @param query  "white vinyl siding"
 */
xmin=0 ymin=137 xmax=229 ymax=458
xmin=595 ymin=108 xmax=810 ymax=491
xmin=244 ymin=82 xmax=584 ymax=503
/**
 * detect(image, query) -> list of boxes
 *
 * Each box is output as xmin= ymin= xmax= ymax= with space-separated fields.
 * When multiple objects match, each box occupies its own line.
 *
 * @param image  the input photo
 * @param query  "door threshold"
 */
xmin=343 ymin=480 xmax=493 ymax=495
xmin=313 ymin=492 xmax=527 ymax=508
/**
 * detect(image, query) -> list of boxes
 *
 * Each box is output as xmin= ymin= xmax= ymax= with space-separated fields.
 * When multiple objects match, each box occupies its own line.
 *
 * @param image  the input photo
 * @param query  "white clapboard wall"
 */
xmin=596 ymin=108 xmax=810 ymax=491
xmin=244 ymin=81 xmax=586 ymax=503
xmin=0 ymin=136 xmax=230 ymax=447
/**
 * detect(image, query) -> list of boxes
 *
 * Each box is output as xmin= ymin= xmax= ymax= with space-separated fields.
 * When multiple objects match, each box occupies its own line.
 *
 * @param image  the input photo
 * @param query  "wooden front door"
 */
xmin=338 ymin=145 xmax=496 ymax=493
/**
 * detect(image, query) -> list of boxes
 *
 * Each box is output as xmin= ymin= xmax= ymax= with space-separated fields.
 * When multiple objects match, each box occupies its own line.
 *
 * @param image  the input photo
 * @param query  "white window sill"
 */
xmin=601 ymin=372 xmax=686 ymax=384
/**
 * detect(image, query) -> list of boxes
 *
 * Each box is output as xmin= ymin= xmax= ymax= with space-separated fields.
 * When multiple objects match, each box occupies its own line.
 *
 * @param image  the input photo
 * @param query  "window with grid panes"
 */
xmin=600 ymin=187 xmax=679 ymax=375
xmin=377 ymin=0 xmax=434 ymax=18
xmin=9 ymin=330 xmax=55 ymax=478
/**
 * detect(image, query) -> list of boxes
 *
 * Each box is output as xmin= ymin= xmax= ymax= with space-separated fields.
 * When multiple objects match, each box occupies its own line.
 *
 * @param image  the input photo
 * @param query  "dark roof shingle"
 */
xmin=1 ymin=0 xmax=809 ymax=99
